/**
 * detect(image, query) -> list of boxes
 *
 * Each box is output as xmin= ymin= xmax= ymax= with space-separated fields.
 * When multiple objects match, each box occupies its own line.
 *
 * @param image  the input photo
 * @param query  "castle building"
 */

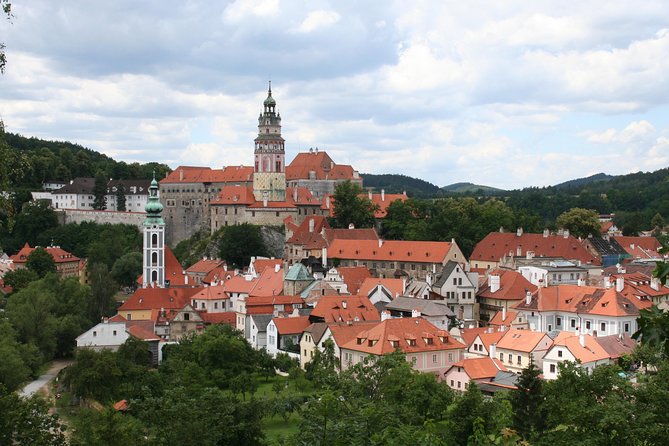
xmin=159 ymin=84 xmax=360 ymax=245
xmin=143 ymin=175 xmax=166 ymax=288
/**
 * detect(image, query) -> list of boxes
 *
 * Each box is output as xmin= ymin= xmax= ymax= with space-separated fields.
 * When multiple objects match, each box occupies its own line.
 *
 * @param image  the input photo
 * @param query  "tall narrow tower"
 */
xmin=143 ymin=174 xmax=165 ymax=288
xmin=253 ymin=82 xmax=286 ymax=202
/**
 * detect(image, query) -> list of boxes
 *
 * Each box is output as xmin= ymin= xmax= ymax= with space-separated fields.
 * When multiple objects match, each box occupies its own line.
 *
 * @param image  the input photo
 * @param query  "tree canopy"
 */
xmin=330 ymin=180 xmax=378 ymax=229
xmin=555 ymin=207 xmax=600 ymax=238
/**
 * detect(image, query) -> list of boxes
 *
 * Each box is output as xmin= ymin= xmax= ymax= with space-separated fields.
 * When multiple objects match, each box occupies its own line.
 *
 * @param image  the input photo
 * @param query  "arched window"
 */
xmin=152 ymin=252 xmax=158 ymax=265
xmin=151 ymin=271 xmax=158 ymax=282
xmin=152 ymin=233 xmax=158 ymax=247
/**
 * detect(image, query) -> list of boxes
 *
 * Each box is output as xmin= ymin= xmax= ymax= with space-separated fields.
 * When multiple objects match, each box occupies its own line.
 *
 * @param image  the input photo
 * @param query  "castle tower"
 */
xmin=143 ymin=174 xmax=165 ymax=288
xmin=253 ymin=82 xmax=286 ymax=202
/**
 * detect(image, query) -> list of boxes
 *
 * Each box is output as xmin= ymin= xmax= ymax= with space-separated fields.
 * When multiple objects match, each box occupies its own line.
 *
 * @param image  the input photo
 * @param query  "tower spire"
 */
xmin=268 ymin=80 xmax=272 ymax=94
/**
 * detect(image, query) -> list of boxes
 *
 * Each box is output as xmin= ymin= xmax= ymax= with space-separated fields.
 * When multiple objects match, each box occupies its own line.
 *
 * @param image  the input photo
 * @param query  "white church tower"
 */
xmin=143 ymin=174 xmax=165 ymax=288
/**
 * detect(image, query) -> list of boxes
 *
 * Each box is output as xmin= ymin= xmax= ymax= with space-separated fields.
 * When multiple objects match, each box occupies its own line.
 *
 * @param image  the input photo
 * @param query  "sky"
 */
xmin=2 ymin=1 xmax=669 ymax=190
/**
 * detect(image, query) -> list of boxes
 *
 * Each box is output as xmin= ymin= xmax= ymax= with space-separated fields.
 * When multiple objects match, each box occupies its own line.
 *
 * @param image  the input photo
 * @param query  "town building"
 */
xmin=10 ymin=243 xmax=83 ymax=280
xmin=431 ymin=261 xmax=479 ymax=325
xmin=477 ymin=269 xmax=537 ymax=321
xmin=444 ymin=357 xmax=507 ymax=392
xmin=285 ymin=149 xmax=362 ymax=198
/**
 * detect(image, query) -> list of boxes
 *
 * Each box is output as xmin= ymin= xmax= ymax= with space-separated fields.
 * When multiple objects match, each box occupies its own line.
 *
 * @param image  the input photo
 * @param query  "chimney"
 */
xmin=489 ymin=343 xmax=497 ymax=359
xmin=326 ymin=195 xmax=331 ymax=209
xmin=309 ymin=218 xmax=315 ymax=233
xmin=563 ymin=229 xmax=570 ymax=239
xmin=381 ymin=310 xmax=391 ymax=321
xmin=412 ymin=309 xmax=421 ymax=318
xmin=525 ymin=290 xmax=532 ymax=305
xmin=502 ymin=306 xmax=507 ymax=322
xmin=368 ymin=190 xmax=373 ymax=200
xmin=321 ymin=247 xmax=328 ymax=267
xmin=179 ymin=169 xmax=184 ymax=181
xmin=651 ymin=277 xmax=660 ymax=291
xmin=516 ymin=227 xmax=523 ymax=237
xmin=616 ymin=277 xmax=624 ymax=292
xmin=263 ymin=197 xmax=268 ymax=207
xmin=543 ymin=229 xmax=549 ymax=238
xmin=490 ymin=274 xmax=501 ymax=293
xmin=577 ymin=278 xmax=584 ymax=287
xmin=293 ymin=187 xmax=298 ymax=202
xmin=378 ymin=239 xmax=383 ymax=248
xmin=275 ymin=263 xmax=281 ymax=273
xmin=516 ymin=245 xmax=522 ymax=257
xmin=579 ymin=333 xmax=585 ymax=347
xmin=381 ymin=189 xmax=385 ymax=202
xmin=348 ymin=223 xmax=355 ymax=229
xmin=342 ymin=300 xmax=347 ymax=309
xmin=526 ymin=251 xmax=534 ymax=259
xmin=403 ymin=190 xmax=407 ymax=196
xmin=426 ymin=273 xmax=433 ymax=286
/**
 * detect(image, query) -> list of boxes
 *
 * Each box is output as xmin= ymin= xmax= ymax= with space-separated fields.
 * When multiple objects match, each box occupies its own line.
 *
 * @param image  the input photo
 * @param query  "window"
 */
xmin=453 ymin=278 xmax=457 ymax=285
xmin=556 ymin=317 xmax=562 ymax=326
xmin=113 ymin=330 xmax=117 ymax=336
xmin=411 ymin=356 xmax=417 ymax=364
xmin=624 ymin=323 xmax=630 ymax=333
xmin=557 ymin=350 xmax=563 ymax=358
xmin=93 ymin=331 xmax=97 ymax=337
xmin=433 ymin=354 xmax=438 ymax=363
xmin=450 ymin=380 xmax=454 ymax=386
xmin=508 ymin=353 xmax=513 ymax=364
xmin=448 ymin=353 xmax=453 ymax=362
xmin=269 ymin=335 xmax=275 ymax=345
xmin=457 ymin=381 xmax=461 ymax=388
xmin=571 ymin=319 xmax=576 ymax=328
xmin=517 ymin=356 xmax=522 ymax=365
xmin=600 ymin=322 xmax=606 ymax=332
xmin=184 ymin=313 xmax=190 ymax=321
xmin=550 ymin=364 xmax=556 ymax=373
xmin=585 ymin=320 xmax=591 ymax=330
xmin=499 ymin=353 xmax=504 ymax=362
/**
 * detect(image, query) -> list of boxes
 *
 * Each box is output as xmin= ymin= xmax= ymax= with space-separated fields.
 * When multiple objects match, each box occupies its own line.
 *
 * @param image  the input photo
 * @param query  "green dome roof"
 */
xmin=264 ymin=93 xmax=276 ymax=106
xmin=144 ymin=174 xmax=164 ymax=225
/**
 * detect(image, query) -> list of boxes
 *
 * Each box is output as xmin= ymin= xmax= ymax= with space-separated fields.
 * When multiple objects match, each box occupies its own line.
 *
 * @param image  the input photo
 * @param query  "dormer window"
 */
xmin=357 ymin=337 xmax=365 ymax=345
xmin=390 ymin=340 xmax=399 ymax=348
xmin=407 ymin=339 xmax=416 ymax=346
xmin=368 ymin=340 xmax=377 ymax=347
xmin=424 ymin=337 xmax=434 ymax=345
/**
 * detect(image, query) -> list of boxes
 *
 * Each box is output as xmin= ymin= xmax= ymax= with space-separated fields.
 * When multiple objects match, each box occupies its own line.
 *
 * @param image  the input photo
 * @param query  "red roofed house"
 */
xmin=357 ymin=277 xmax=406 ymax=304
xmin=11 ymin=243 xmax=83 ymax=280
xmin=469 ymin=228 xmax=599 ymax=270
xmin=284 ymin=216 xmax=330 ymax=266
xmin=609 ymin=272 xmax=669 ymax=306
xmin=285 ymin=149 xmax=362 ymax=199
xmin=339 ymin=318 xmax=466 ymax=376
xmin=364 ymin=190 xmax=408 ymax=219
xmin=612 ymin=235 xmax=664 ymax=262
xmin=542 ymin=331 xmax=616 ymax=379
xmin=444 ymin=356 xmax=508 ymax=391
xmin=514 ymin=283 xmax=642 ymax=337
xmin=326 ymin=239 xmax=465 ymax=280
xmin=495 ymin=328 xmax=553 ymax=373
xmin=477 ymin=269 xmax=538 ymax=321
xmin=266 ymin=316 xmax=312 ymax=358
xmin=323 ymin=266 xmax=373 ymax=295
xmin=310 ymin=295 xmax=380 ymax=324
xmin=117 ymin=287 xmax=202 ymax=321
xmin=185 ymin=258 xmax=226 ymax=285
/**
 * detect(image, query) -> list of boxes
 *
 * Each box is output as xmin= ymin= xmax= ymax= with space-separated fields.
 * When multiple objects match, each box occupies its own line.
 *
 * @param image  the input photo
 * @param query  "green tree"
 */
xmin=330 ymin=180 xmax=379 ymax=229
xmin=87 ymin=262 xmax=119 ymax=321
xmin=217 ymin=223 xmax=268 ymax=269
xmin=66 ymin=348 xmax=123 ymax=402
xmin=2 ymin=268 xmax=38 ymax=291
xmin=511 ymin=363 xmax=545 ymax=440
xmin=0 ymin=319 xmax=33 ymax=391
xmin=26 ymin=247 xmax=56 ymax=277
xmin=6 ymin=201 xmax=58 ymax=252
xmin=0 ymin=1 xmax=11 ymax=74
xmin=116 ymin=182 xmax=126 ymax=211
xmin=111 ymin=251 xmax=142 ymax=288
xmin=305 ymin=338 xmax=339 ymax=389
xmin=0 ymin=388 xmax=67 ymax=446
xmin=555 ymin=207 xmax=600 ymax=238
xmin=70 ymin=408 xmax=147 ymax=446
xmin=93 ymin=171 xmax=108 ymax=210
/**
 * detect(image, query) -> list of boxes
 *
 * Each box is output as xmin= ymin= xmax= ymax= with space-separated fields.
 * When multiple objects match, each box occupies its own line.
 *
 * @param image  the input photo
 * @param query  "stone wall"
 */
xmin=58 ymin=209 xmax=146 ymax=230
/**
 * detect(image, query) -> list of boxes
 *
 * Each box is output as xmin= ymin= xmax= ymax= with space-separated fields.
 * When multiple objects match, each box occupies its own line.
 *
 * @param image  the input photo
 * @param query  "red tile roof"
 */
xmin=336 ymin=266 xmax=373 ymax=294
xmin=200 ymin=311 xmax=236 ymax=325
xmin=612 ymin=235 xmax=662 ymax=253
xmin=285 ymin=151 xmax=357 ymax=181
xmin=118 ymin=287 xmax=202 ymax=312
xmin=327 ymin=239 xmax=454 ymax=263
xmin=186 ymin=258 xmax=226 ymax=274
xmin=136 ymin=246 xmax=188 ymax=287
xmin=341 ymin=318 xmax=465 ymax=355
xmin=448 ymin=357 xmax=507 ymax=380
xmin=272 ymin=316 xmax=311 ymax=335
xmin=210 ymin=185 xmax=256 ymax=205
xmin=126 ymin=324 xmax=160 ymax=341
xmin=249 ymin=265 xmax=284 ymax=297
xmin=515 ymin=285 xmax=641 ymax=317
xmin=11 ymin=243 xmax=80 ymax=264
xmin=550 ymin=331 xmax=609 ymax=363
xmin=190 ymin=285 xmax=229 ymax=301
xmin=470 ymin=231 xmax=598 ymax=265
xmin=252 ymin=258 xmax=283 ymax=275
xmin=160 ymin=166 xmax=254 ymax=184
xmin=610 ymin=272 xmax=669 ymax=303
xmin=245 ymin=295 xmax=304 ymax=315
xmin=497 ymin=329 xmax=550 ymax=352
xmin=323 ymin=227 xmax=379 ymax=244
xmin=328 ymin=321 xmax=379 ymax=348
xmin=478 ymin=269 xmax=537 ymax=301
xmin=203 ymin=266 xmax=231 ymax=284
xmin=358 ymin=278 xmax=405 ymax=300
xmin=286 ymin=216 xmax=330 ymax=248
xmin=310 ymin=295 xmax=380 ymax=323
xmin=224 ymin=275 xmax=256 ymax=294
xmin=488 ymin=310 xmax=519 ymax=326
xmin=366 ymin=192 xmax=408 ymax=218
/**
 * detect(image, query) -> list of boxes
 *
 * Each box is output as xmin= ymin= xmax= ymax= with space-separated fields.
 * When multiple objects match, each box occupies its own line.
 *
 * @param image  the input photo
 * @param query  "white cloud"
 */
xmin=222 ymin=0 xmax=279 ymax=23
xmin=585 ymin=120 xmax=655 ymax=144
xmin=291 ymin=10 xmax=341 ymax=34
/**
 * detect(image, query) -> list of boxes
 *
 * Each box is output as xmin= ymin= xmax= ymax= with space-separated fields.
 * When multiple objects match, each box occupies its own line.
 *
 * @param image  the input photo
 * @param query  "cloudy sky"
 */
xmin=2 ymin=1 xmax=669 ymax=189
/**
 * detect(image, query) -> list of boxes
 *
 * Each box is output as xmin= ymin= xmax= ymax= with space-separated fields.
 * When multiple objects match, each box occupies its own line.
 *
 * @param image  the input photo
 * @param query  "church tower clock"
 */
xmin=253 ymin=82 xmax=286 ymax=202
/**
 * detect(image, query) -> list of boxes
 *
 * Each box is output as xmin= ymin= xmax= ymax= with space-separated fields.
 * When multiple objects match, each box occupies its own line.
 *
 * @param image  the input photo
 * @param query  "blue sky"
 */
xmin=1 ymin=0 xmax=669 ymax=189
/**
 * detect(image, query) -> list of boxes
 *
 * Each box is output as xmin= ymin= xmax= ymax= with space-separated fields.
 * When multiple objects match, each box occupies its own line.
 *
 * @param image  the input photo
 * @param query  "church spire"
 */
xmin=143 ymin=171 xmax=166 ymax=288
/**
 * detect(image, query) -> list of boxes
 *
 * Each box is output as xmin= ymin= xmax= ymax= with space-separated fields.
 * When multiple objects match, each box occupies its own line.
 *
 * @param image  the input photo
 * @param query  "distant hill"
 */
xmin=552 ymin=173 xmax=615 ymax=190
xmin=441 ymin=182 xmax=504 ymax=194
xmin=361 ymin=173 xmax=440 ymax=198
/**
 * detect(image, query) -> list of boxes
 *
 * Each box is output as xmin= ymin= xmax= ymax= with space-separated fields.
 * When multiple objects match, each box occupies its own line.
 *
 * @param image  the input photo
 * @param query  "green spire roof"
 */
xmin=264 ymin=81 xmax=276 ymax=106
xmin=285 ymin=263 xmax=313 ymax=281
xmin=144 ymin=172 xmax=164 ymax=226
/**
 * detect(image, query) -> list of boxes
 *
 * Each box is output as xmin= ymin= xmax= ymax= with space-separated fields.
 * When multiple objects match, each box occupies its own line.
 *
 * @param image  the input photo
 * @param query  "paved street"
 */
xmin=19 ymin=360 xmax=73 ymax=398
